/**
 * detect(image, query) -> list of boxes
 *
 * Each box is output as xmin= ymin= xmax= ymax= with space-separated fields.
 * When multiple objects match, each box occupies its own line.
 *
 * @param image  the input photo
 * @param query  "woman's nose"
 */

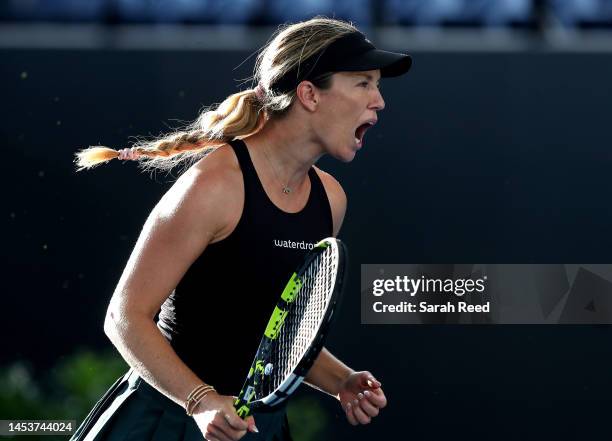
xmin=371 ymin=89 xmax=385 ymax=111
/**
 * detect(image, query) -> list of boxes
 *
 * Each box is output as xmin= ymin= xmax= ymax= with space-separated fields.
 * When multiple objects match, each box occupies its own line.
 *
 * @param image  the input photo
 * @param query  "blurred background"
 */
xmin=3 ymin=1 xmax=612 ymax=440
xmin=2 ymin=0 xmax=612 ymax=29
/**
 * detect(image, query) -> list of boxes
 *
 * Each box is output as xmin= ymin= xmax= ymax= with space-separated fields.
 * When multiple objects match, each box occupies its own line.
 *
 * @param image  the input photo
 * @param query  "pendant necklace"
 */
xmin=262 ymin=146 xmax=292 ymax=195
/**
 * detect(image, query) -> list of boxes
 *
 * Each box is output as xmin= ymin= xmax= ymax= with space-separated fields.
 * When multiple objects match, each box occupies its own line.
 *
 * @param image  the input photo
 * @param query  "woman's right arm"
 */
xmin=103 ymin=151 xmax=255 ymax=439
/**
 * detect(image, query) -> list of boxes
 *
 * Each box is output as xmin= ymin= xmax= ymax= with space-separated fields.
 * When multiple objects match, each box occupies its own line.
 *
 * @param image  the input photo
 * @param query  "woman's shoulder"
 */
xmin=177 ymin=143 xmax=242 ymax=198
xmin=188 ymin=141 xmax=243 ymax=202
xmin=158 ymin=144 xmax=244 ymax=242
xmin=191 ymin=143 xmax=241 ymax=182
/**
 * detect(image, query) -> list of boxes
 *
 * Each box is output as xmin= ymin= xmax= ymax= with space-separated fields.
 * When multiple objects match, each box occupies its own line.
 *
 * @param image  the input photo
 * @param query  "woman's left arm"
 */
xmin=304 ymin=348 xmax=387 ymax=425
xmin=309 ymin=168 xmax=388 ymax=425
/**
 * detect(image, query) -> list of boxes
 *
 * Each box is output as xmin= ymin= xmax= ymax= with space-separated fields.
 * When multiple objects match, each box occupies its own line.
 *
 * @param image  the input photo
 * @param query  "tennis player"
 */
xmin=72 ymin=16 xmax=411 ymax=441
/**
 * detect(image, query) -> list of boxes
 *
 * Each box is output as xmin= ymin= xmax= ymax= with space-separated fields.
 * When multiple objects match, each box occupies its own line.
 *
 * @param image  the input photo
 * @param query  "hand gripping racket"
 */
xmin=233 ymin=237 xmax=348 ymax=418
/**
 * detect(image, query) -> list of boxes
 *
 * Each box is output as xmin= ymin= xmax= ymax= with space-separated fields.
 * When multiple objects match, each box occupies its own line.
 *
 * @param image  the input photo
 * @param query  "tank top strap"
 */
xmin=227 ymin=138 xmax=264 ymax=206
xmin=308 ymin=167 xmax=326 ymax=200
xmin=228 ymin=138 xmax=257 ymax=180
xmin=307 ymin=166 xmax=334 ymax=236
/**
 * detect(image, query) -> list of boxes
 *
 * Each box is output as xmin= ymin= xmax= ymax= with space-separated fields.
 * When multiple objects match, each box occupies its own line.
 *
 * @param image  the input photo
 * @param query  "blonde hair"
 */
xmin=73 ymin=16 xmax=359 ymax=174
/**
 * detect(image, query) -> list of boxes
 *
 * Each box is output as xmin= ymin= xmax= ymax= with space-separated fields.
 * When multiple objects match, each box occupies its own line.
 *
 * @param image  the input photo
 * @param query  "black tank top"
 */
xmin=156 ymin=139 xmax=333 ymax=395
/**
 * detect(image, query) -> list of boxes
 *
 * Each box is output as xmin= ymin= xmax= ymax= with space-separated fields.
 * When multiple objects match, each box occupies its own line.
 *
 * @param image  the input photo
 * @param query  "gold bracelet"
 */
xmin=186 ymin=386 xmax=213 ymax=416
xmin=186 ymin=384 xmax=212 ymax=409
xmin=186 ymin=384 xmax=215 ymax=410
xmin=186 ymin=388 xmax=216 ymax=416
xmin=187 ymin=384 xmax=210 ymax=401
xmin=186 ymin=384 xmax=216 ymax=416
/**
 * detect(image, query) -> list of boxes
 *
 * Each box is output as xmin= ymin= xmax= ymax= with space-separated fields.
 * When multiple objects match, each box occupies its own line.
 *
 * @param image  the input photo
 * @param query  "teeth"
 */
xmin=355 ymin=137 xmax=360 ymax=144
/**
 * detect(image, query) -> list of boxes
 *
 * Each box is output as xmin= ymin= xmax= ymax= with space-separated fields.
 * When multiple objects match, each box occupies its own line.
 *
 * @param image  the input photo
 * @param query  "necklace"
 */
xmin=261 ymin=146 xmax=292 ymax=195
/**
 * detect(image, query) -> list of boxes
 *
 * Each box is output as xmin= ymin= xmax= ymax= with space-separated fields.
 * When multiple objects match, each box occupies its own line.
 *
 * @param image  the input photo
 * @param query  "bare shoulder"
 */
xmin=156 ymin=143 xmax=243 ymax=242
xmin=313 ymin=166 xmax=347 ymax=237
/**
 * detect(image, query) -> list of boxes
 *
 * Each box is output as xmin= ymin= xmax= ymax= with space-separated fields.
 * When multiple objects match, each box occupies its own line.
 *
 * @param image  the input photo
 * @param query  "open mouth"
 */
xmin=354 ymin=121 xmax=376 ymax=147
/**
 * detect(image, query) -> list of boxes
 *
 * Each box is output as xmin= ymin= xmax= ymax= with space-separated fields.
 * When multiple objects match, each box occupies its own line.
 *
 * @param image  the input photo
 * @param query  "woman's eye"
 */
xmin=358 ymin=82 xmax=381 ymax=90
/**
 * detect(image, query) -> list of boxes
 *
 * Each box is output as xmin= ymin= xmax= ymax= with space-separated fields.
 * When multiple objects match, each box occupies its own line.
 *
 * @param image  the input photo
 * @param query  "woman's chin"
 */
xmin=324 ymin=139 xmax=360 ymax=162
xmin=335 ymin=148 xmax=357 ymax=163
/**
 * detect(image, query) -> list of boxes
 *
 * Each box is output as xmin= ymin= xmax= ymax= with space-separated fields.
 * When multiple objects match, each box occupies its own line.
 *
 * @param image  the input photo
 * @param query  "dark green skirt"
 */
xmin=70 ymin=368 xmax=292 ymax=441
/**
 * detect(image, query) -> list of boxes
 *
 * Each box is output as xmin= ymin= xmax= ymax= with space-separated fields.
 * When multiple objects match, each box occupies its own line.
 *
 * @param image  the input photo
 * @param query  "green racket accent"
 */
xmin=281 ymin=273 xmax=302 ymax=303
xmin=236 ymin=405 xmax=251 ymax=418
xmin=315 ymin=239 xmax=331 ymax=249
xmin=264 ymin=306 xmax=288 ymax=339
xmin=247 ymin=360 xmax=265 ymax=378
xmin=253 ymin=360 xmax=264 ymax=385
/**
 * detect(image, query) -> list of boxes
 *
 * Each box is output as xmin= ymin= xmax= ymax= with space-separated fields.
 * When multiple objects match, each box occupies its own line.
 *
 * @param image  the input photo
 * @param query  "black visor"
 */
xmin=271 ymin=31 xmax=412 ymax=95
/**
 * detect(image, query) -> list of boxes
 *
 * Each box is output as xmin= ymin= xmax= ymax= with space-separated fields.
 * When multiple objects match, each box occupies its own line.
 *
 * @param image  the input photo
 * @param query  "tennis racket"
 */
xmin=233 ymin=237 xmax=348 ymax=418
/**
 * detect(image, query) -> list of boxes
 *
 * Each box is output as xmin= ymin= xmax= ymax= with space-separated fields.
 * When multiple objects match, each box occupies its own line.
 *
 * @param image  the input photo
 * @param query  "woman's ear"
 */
xmin=295 ymin=80 xmax=319 ymax=112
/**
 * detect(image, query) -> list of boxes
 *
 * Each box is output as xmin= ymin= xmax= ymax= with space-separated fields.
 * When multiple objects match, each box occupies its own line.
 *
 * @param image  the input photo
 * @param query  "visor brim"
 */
xmin=340 ymin=49 xmax=412 ymax=77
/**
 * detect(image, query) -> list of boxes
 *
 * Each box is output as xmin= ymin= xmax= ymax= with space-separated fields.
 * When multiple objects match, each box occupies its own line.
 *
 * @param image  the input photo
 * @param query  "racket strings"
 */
xmin=257 ymin=247 xmax=338 ymax=398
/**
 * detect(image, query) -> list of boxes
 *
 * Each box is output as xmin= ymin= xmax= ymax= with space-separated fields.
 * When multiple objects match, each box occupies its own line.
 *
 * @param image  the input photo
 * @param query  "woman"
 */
xmin=72 ymin=16 xmax=411 ymax=441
